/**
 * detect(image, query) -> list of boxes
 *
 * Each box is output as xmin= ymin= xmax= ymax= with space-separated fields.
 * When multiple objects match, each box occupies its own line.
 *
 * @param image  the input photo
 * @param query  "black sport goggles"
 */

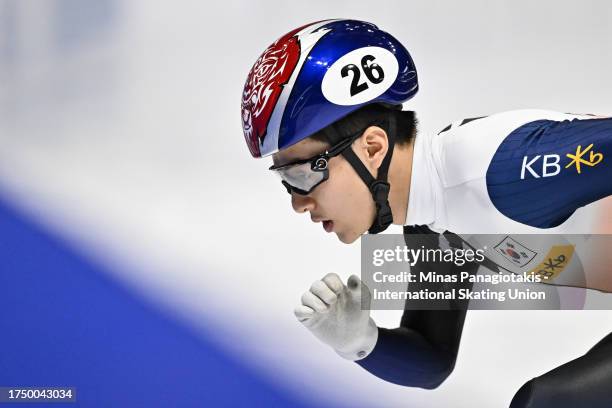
xmin=268 ymin=128 xmax=367 ymax=195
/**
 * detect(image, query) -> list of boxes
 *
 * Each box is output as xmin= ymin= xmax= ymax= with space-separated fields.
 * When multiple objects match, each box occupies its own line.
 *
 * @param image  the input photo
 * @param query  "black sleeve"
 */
xmin=356 ymin=225 xmax=475 ymax=389
xmin=510 ymin=332 xmax=612 ymax=408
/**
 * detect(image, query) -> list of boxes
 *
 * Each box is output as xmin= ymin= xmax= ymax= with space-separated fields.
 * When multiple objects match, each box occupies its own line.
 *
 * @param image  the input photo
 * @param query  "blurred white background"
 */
xmin=1 ymin=1 xmax=611 ymax=407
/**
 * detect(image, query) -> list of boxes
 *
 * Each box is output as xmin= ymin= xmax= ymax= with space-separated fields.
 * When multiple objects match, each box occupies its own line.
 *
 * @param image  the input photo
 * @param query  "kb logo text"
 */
xmin=520 ymin=143 xmax=604 ymax=179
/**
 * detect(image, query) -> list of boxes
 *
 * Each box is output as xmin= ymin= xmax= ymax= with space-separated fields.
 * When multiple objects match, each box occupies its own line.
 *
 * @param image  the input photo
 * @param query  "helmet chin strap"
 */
xmin=330 ymin=117 xmax=396 ymax=234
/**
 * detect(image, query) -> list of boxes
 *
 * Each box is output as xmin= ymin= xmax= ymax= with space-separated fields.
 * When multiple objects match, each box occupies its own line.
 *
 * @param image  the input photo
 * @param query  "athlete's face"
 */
xmin=272 ymin=134 xmax=382 ymax=244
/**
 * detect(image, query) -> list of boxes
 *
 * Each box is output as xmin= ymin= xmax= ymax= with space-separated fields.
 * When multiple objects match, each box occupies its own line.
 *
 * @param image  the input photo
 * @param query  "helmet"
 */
xmin=240 ymin=19 xmax=418 ymax=234
xmin=240 ymin=19 xmax=418 ymax=158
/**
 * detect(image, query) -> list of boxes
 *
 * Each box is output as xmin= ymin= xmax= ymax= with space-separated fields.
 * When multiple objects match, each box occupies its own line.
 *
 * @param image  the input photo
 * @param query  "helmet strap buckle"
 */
xmin=368 ymin=180 xmax=393 ymax=234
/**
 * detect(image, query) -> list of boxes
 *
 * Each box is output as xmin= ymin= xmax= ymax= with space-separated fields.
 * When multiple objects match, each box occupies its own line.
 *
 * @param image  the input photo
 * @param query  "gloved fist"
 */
xmin=294 ymin=273 xmax=378 ymax=360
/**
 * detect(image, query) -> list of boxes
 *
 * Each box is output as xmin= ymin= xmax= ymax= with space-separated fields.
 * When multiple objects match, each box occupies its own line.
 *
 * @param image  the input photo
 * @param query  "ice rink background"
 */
xmin=1 ymin=1 xmax=612 ymax=407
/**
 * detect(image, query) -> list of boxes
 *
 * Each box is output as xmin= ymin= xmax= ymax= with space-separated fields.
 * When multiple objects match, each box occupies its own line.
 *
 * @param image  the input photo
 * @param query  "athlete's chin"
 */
xmin=335 ymin=229 xmax=361 ymax=244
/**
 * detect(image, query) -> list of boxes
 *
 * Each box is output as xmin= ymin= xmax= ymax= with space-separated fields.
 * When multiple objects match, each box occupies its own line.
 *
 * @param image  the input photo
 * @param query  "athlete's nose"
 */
xmin=291 ymin=193 xmax=315 ymax=214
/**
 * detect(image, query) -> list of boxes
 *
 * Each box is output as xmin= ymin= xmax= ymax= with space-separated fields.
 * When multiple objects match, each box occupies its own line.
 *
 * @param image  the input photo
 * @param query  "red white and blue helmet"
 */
xmin=241 ymin=19 xmax=418 ymax=158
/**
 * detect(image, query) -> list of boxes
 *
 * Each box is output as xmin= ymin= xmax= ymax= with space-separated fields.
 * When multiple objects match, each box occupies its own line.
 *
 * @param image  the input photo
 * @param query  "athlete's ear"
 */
xmin=358 ymin=125 xmax=389 ymax=171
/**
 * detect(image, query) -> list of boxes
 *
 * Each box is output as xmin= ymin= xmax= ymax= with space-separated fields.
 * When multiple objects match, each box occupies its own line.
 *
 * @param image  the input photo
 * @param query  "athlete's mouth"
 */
xmin=311 ymin=216 xmax=334 ymax=233
xmin=323 ymin=220 xmax=334 ymax=233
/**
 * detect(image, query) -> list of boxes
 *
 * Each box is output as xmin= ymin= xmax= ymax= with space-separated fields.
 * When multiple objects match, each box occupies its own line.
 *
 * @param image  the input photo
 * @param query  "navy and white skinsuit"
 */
xmin=357 ymin=110 xmax=612 ymax=407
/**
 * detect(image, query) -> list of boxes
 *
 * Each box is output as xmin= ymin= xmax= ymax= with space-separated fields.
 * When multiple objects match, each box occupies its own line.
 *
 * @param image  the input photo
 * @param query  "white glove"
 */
xmin=294 ymin=273 xmax=378 ymax=361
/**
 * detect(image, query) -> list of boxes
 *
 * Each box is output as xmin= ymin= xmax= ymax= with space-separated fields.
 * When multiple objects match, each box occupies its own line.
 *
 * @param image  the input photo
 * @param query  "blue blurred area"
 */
xmin=54 ymin=0 xmax=117 ymax=52
xmin=0 ymin=0 xmax=117 ymax=63
xmin=0 ymin=198 xmax=327 ymax=408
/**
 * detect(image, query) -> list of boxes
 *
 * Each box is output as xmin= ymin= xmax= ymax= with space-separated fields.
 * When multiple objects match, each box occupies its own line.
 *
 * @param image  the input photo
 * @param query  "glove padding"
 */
xmin=294 ymin=273 xmax=378 ymax=361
